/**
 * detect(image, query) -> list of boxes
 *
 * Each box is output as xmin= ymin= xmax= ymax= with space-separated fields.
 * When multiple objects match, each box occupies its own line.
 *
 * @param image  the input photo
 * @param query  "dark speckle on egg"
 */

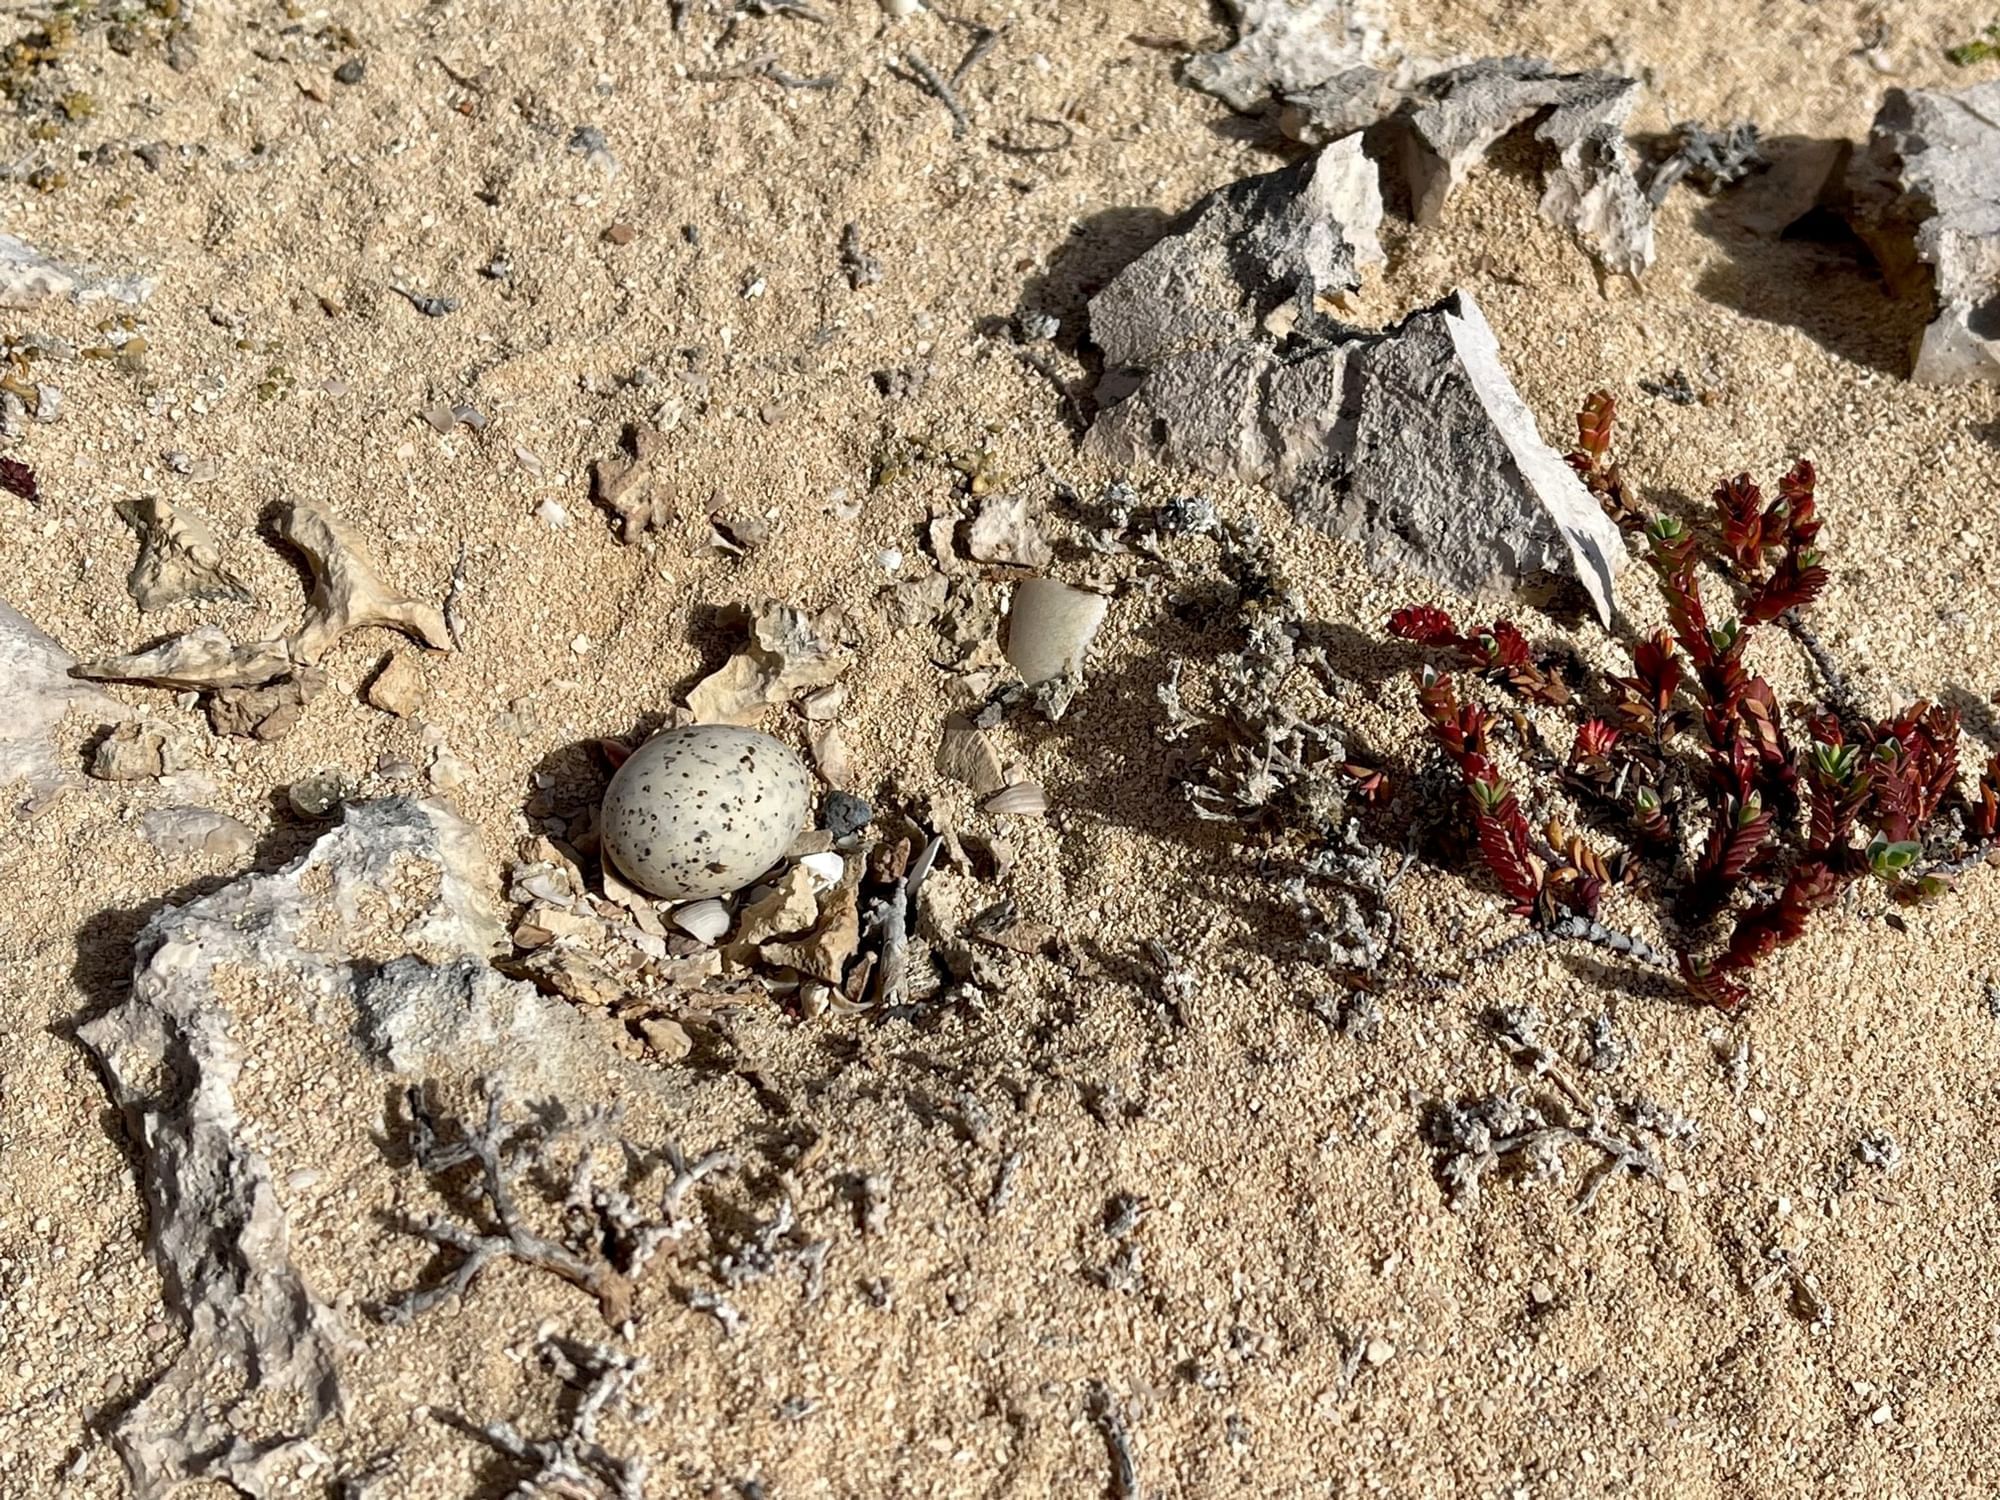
xmin=599 ymin=724 xmax=812 ymax=900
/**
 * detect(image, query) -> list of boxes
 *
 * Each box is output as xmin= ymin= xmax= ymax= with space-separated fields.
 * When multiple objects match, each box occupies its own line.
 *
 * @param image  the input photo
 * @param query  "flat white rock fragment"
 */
xmin=1835 ymin=81 xmax=2000 ymax=384
xmin=1185 ymin=0 xmax=1381 ymax=113
xmin=0 ymin=596 xmax=126 ymax=804
xmin=79 ymin=797 xmax=663 ymax=1497
xmin=0 ymin=230 xmax=156 ymax=307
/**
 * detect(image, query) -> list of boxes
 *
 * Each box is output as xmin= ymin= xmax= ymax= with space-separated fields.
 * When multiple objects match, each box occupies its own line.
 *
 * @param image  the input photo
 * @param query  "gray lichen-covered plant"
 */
xmin=1425 ymin=1007 xmax=1698 ymax=1211
xmin=1102 ymin=484 xmax=1397 ymax=973
xmin=379 ymin=1080 xmax=735 ymax=1329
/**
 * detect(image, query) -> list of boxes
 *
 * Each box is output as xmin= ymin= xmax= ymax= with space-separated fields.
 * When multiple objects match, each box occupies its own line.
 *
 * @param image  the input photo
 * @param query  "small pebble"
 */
xmin=333 ymin=56 xmax=365 ymax=85
xmin=604 ymin=222 xmax=637 ymax=246
xmin=288 ymin=770 xmax=357 ymax=819
xmin=821 ymin=791 xmax=872 ymax=840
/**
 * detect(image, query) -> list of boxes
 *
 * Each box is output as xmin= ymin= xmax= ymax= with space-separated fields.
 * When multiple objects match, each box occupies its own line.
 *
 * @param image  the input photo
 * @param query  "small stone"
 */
xmin=89 ymin=721 xmax=169 ymax=782
xmin=603 ymin=222 xmax=637 ymax=246
xmin=139 ymin=807 xmax=253 ymax=860
xmin=288 ymin=770 xmax=358 ymax=819
xmin=365 ymin=654 xmax=426 ymax=717
xmin=207 ymin=671 xmax=325 ymax=741
xmin=429 ymin=745 xmax=471 ymax=792
xmin=637 ymin=1016 xmax=693 ymax=1059
xmin=1364 ymin=1338 xmax=1396 ymax=1366
xmin=821 ymin=791 xmax=872 ymax=840
xmin=333 ymin=57 xmax=365 ymax=85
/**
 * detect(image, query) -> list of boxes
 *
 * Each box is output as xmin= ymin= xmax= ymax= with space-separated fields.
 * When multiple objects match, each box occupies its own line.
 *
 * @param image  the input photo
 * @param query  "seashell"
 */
xmin=936 ymin=716 xmax=1006 ymax=795
xmin=983 ymin=781 xmax=1048 ymax=817
xmin=670 ymin=898 xmax=731 ymax=946
xmin=600 ymin=724 xmax=813 ymax=900
xmin=1005 ymin=579 xmax=1107 ymax=686
xmin=797 ymin=851 xmax=848 ymax=892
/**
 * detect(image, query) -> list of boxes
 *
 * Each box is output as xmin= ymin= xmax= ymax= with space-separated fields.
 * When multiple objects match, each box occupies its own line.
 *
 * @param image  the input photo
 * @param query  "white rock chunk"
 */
xmin=79 ymin=797 xmax=663 ymax=1496
xmin=1185 ymin=0 xmax=1381 ymax=113
xmin=0 ymin=596 xmax=126 ymax=804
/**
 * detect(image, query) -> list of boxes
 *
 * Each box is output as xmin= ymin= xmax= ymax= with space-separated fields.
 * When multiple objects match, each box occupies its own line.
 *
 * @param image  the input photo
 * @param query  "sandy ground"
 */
xmin=4 ymin=0 xmax=2000 ymax=1495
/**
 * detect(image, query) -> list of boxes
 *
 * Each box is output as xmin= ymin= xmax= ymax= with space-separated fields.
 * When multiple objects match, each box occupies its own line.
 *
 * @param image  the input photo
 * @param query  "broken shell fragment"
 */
xmin=118 ymin=496 xmax=253 ymax=613
xmin=74 ymin=626 xmax=296 ymax=691
xmin=600 ymin=724 xmax=813 ymax=901
xmin=277 ymin=500 xmax=454 ymax=661
xmin=983 ymin=781 xmax=1049 ymax=817
xmin=1005 ymin=579 xmax=1107 ymax=687
xmin=671 ymin=898 xmax=731 ymax=946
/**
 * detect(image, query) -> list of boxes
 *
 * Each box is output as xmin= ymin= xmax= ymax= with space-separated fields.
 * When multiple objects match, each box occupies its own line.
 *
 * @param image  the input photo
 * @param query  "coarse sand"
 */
xmin=4 ymin=1 xmax=2000 ymax=1496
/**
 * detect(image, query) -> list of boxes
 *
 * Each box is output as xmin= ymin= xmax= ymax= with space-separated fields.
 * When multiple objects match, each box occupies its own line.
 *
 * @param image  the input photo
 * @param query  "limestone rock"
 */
xmin=1085 ymin=170 xmax=1624 ymax=624
xmin=365 ymin=652 xmax=427 ymax=716
xmin=79 ymin=797 xmax=655 ymax=1495
xmin=117 ymin=495 xmax=253 ymax=612
xmin=1185 ymin=0 xmax=1380 ymax=114
xmin=1090 ymin=137 xmax=1383 ymax=376
xmin=1835 ymin=81 xmax=2000 ymax=384
xmin=1397 ymin=59 xmax=1654 ymax=278
xmin=965 ymin=493 xmax=1053 ymax=569
xmin=687 ymin=600 xmax=852 ymax=725
xmin=139 ymin=806 xmax=256 ymax=860
xmin=90 ymin=721 xmax=170 ymax=781
xmin=1301 ymin=293 xmax=1621 ymax=621
xmin=0 ymin=596 xmax=127 ymax=803
xmin=0 ymin=230 xmax=156 ymax=308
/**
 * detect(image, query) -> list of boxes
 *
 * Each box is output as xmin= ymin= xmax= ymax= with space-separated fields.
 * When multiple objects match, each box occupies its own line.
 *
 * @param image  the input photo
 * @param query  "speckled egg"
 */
xmin=600 ymin=725 xmax=813 ymax=901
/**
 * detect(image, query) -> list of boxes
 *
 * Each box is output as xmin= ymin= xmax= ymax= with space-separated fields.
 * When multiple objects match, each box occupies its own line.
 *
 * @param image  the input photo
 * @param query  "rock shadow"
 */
xmin=1688 ymin=135 xmax=1931 ymax=377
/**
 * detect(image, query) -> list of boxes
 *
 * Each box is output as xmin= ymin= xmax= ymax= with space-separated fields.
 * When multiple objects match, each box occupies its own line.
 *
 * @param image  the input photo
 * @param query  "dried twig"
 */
xmin=378 ymin=1081 xmax=734 ymax=1328
xmin=1086 ymin=1383 xmax=1141 ymax=1500
xmin=1477 ymin=916 xmax=1674 ymax=973
xmin=951 ymin=24 xmax=999 ymax=88
xmin=901 ymin=48 xmax=968 ymax=137
xmin=432 ymin=1336 xmax=650 ymax=1499
xmin=1780 ymin=607 xmax=1865 ymax=730
xmin=444 ymin=539 xmax=471 ymax=648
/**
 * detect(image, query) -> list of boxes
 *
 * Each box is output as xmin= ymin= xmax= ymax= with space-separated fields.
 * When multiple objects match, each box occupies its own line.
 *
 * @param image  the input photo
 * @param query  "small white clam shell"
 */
xmin=671 ymin=898 xmax=731 ymax=946
xmin=1005 ymin=579 xmax=1107 ymax=686
xmin=983 ymin=781 xmax=1048 ymax=816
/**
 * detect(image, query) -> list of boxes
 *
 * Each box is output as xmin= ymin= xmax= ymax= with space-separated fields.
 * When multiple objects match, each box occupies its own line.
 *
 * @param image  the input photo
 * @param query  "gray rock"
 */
xmin=0 ymin=596 xmax=127 ymax=806
xmin=1185 ymin=0 xmax=1379 ymax=113
xmin=1835 ymin=81 xmax=2000 ymax=384
xmin=1089 ymin=135 xmax=1383 ymax=375
xmin=139 ymin=806 xmax=255 ymax=860
xmin=1087 ymin=277 xmax=1623 ymax=622
xmin=1292 ymin=291 xmax=1622 ymax=624
xmin=79 ymin=798 xmax=649 ymax=1497
xmin=1184 ymin=12 xmax=1656 ymax=280
xmin=1397 ymin=59 xmax=1654 ymax=279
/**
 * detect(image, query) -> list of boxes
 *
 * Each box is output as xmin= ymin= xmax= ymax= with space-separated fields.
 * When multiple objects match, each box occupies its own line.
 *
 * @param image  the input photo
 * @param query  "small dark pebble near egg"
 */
xmin=822 ymin=791 xmax=872 ymax=841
